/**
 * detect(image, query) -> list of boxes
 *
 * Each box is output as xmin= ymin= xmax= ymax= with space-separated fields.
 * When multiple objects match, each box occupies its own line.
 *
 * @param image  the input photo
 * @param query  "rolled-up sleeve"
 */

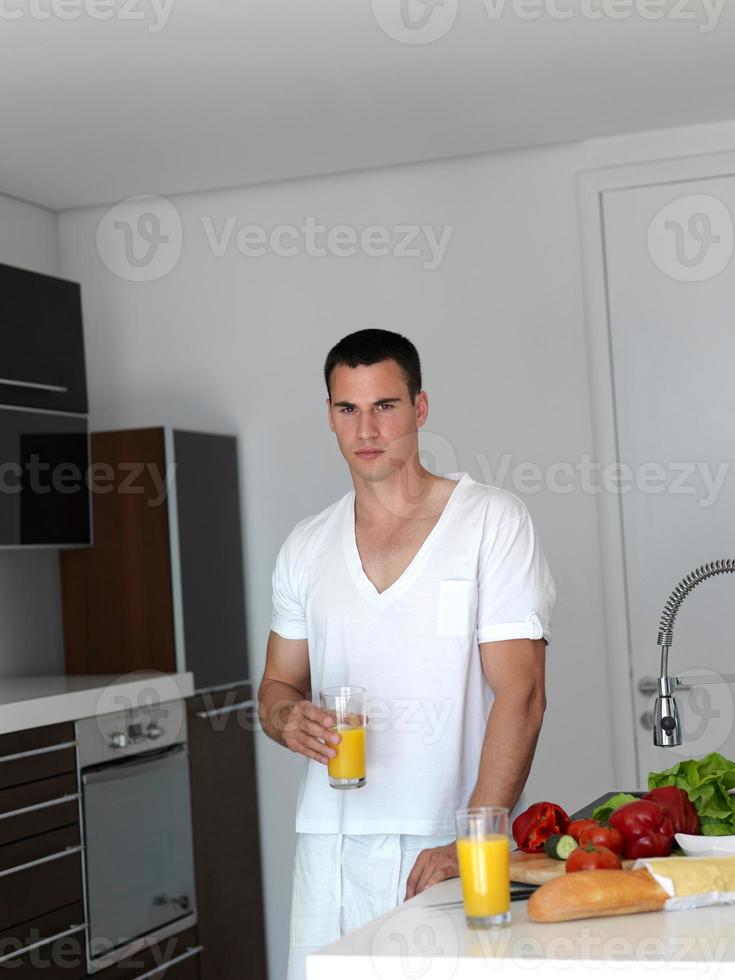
xmin=476 ymin=504 xmax=556 ymax=646
xmin=270 ymin=531 xmax=308 ymax=640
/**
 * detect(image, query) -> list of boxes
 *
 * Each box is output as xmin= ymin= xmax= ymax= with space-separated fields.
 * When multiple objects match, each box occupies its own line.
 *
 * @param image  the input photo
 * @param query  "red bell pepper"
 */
xmin=642 ymin=786 xmax=700 ymax=836
xmin=512 ymin=801 xmax=570 ymax=853
xmin=608 ymin=800 xmax=675 ymax=859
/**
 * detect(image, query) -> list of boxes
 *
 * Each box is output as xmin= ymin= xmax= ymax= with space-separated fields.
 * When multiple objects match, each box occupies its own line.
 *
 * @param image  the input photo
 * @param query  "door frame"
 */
xmin=576 ymin=148 xmax=735 ymax=789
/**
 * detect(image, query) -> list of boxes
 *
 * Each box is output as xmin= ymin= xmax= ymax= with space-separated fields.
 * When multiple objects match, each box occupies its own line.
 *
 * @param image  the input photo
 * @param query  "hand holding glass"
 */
xmin=455 ymin=807 xmax=511 ymax=927
xmin=318 ymin=686 xmax=366 ymax=789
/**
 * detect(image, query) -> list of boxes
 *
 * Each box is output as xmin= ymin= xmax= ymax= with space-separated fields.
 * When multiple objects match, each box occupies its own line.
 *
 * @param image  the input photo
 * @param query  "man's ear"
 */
xmin=326 ymin=397 xmax=335 ymax=433
xmin=415 ymin=390 xmax=429 ymax=429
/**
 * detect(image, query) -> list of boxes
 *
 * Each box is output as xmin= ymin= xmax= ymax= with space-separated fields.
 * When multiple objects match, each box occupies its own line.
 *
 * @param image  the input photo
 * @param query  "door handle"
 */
xmin=0 ymin=377 xmax=68 ymax=393
xmin=195 ymin=698 xmax=256 ymax=720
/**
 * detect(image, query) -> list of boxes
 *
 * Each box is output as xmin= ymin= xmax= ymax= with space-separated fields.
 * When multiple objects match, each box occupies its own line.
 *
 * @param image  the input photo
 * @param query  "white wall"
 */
xmin=57 ymin=141 xmax=613 ymax=980
xmin=0 ymin=194 xmax=67 ymax=677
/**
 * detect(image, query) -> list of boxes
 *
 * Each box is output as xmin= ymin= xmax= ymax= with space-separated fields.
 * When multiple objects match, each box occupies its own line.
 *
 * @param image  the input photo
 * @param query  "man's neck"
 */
xmin=352 ymin=462 xmax=447 ymax=526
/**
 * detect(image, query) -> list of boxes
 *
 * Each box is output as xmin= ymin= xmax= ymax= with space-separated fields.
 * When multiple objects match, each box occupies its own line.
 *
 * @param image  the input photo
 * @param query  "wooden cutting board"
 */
xmin=510 ymin=850 xmax=634 ymax=884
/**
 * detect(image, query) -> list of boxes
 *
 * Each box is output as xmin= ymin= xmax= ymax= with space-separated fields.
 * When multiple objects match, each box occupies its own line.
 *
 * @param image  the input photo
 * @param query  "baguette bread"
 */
xmin=528 ymin=869 xmax=669 ymax=922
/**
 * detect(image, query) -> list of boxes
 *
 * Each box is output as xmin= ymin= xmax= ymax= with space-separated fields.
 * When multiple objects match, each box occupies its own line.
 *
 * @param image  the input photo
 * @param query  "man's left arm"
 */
xmin=404 ymin=638 xmax=546 ymax=898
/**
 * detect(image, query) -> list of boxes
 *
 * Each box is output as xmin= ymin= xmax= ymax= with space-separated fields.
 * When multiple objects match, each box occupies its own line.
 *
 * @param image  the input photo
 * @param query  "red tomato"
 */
xmin=578 ymin=825 xmax=624 ymax=855
xmin=566 ymin=845 xmax=622 ymax=873
xmin=567 ymin=818 xmax=599 ymax=842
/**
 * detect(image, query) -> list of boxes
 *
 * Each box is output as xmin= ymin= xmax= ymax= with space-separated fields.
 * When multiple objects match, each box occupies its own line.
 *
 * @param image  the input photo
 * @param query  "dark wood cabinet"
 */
xmin=0 ymin=263 xmax=87 ymax=414
xmin=60 ymin=427 xmax=249 ymax=692
xmin=0 ymin=722 xmax=203 ymax=979
xmin=0 ymin=723 xmax=85 ymax=977
xmin=186 ymin=686 xmax=267 ymax=980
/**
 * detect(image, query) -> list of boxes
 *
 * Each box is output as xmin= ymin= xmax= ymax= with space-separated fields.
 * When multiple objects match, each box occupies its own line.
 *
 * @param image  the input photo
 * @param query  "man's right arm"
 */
xmin=257 ymin=630 xmax=340 ymax=765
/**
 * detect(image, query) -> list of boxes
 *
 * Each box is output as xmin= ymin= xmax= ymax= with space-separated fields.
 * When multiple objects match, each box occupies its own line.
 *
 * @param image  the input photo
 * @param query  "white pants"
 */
xmin=287 ymin=831 xmax=455 ymax=980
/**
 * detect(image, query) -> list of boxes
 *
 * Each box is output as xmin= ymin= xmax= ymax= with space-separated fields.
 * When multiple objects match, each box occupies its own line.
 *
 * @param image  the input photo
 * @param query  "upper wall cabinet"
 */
xmin=0 ymin=263 xmax=88 ymax=415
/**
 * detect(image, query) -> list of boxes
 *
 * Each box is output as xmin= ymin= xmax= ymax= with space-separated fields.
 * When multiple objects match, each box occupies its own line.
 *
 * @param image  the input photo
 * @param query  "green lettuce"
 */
xmin=591 ymin=792 xmax=638 ymax=824
xmin=647 ymin=752 xmax=735 ymax=836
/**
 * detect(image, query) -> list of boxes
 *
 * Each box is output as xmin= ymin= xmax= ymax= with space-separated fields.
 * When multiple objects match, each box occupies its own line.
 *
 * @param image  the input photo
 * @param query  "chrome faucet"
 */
xmin=653 ymin=559 xmax=735 ymax=747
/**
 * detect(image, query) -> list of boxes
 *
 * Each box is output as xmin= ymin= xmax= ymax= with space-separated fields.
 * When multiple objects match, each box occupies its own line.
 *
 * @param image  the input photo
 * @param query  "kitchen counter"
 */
xmin=0 ymin=672 xmax=194 ymax=734
xmin=308 ymin=876 xmax=735 ymax=978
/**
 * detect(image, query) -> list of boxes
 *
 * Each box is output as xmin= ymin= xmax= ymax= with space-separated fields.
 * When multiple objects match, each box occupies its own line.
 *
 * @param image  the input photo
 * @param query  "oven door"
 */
xmin=82 ymin=743 xmax=196 ymax=962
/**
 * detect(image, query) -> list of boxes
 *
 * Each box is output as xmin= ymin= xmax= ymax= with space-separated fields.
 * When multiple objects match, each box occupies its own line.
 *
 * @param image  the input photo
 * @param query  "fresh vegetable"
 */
xmin=566 ymin=845 xmax=622 ymax=873
xmin=578 ymin=824 xmax=624 ymax=855
xmin=512 ymin=802 xmax=570 ymax=853
xmin=567 ymin=818 xmax=599 ymax=842
xmin=642 ymin=785 xmax=700 ymax=835
xmin=647 ymin=753 xmax=735 ymax=837
xmin=544 ymin=833 xmax=578 ymax=861
xmin=608 ymin=800 xmax=674 ymax=859
xmin=591 ymin=793 xmax=638 ymax=824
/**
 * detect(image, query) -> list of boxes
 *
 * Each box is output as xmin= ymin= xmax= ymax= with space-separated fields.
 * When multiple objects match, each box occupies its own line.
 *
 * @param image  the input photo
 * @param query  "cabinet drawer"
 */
xmin=0 ymin=773 xmax=79 ymax=849
xmin=0 ymin=724 xmax=75 ymax=760
xmin=0 ymin=824 xmax=80 ymax=875
xmin=0 ymin=263 xmax=87 ymax=414
xmin=0 ymin=902 xmax=86 ymax=976
xmin=0 ymin=844 xmax=82 ymax=933
xmin=0 ymin=746 xmax=77 ymax=792
xmin=0 ymin=795 xmax=78 ymax=849
xmin=92 ymin=928 xmax=200 ymax=980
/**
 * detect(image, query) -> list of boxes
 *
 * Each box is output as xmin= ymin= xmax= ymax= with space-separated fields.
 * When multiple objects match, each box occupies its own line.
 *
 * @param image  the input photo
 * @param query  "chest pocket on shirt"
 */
xmin=436 ymin=579 xmax=478 ymax=638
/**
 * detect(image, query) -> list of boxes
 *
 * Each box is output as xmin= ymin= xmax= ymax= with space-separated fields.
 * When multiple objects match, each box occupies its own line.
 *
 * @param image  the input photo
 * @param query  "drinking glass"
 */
xmin=455 ymin=806 xmax=511 ymax=927
xmin=318 ymin=686 xmax=366 ymax=789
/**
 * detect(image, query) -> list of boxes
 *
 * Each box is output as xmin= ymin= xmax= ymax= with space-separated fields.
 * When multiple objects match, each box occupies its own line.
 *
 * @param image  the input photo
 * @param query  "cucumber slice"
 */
xmin=544 ymin=833 xmax=578 ymax=860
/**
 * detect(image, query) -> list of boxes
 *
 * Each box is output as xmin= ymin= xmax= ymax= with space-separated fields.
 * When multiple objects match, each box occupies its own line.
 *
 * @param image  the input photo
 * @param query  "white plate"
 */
xmin=676 ymin=832 xmax=735 ymax=856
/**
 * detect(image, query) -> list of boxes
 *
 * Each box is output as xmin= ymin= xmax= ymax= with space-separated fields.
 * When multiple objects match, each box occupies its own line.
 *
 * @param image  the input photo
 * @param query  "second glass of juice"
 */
xmin=318 ymin=686 xmax=366 ymax=789
xmin=455 ymin=806 xmax=511 ymax=927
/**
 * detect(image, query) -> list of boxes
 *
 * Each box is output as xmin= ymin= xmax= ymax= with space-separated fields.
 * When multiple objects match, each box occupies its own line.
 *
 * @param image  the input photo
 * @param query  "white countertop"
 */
xmin=0 ymin=672 xmax=194 ymax=734
xmin=308 ymin=876 xmax=735 ymax=979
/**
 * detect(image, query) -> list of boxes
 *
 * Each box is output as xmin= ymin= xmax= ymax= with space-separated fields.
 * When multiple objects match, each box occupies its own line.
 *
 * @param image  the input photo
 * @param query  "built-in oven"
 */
xmin=76 ymin=697 xmax=197 ymax=972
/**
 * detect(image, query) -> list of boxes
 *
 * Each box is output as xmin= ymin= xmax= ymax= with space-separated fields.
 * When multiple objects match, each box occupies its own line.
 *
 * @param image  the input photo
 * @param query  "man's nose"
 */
xmin=357 ymin=412 xmax=379 ymax=440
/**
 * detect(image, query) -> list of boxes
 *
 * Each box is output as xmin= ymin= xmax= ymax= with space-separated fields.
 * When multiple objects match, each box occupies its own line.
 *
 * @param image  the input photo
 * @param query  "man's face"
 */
xmin=327 ymin=359 xmax=428 ymax=482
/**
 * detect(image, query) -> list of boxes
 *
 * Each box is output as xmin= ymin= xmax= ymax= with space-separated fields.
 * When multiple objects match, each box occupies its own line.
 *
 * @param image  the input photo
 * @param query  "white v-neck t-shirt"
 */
xmin=270 ymin=472 xmax=556 ymax=835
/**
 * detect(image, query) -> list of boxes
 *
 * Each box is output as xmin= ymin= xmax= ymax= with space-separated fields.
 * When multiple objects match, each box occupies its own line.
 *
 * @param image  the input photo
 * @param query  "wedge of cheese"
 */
xmin=635 ymin=855 xmax=735 ymax=907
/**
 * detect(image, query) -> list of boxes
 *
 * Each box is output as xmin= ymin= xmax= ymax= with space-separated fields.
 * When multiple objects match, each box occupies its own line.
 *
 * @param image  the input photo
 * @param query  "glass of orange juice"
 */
xmin=319 ymin=686 xmax=366 ymax=789
xmin=455 ymin=807 xmax=511 ymax=927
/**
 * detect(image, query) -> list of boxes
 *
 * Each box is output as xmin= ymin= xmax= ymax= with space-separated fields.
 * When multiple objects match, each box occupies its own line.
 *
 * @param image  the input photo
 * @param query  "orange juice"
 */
xmin=456 ymin=834 xmax=510 ymax=919
xmin=327 ymin=724 xmax=365 ymax=781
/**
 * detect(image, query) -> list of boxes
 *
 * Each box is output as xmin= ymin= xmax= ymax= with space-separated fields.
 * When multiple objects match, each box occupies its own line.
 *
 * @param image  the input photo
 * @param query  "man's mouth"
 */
xmin=355 ymin=449 xmax=384 ymax=459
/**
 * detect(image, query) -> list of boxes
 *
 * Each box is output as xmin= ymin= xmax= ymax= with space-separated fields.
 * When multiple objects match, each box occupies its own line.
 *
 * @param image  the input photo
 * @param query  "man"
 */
xmin=258 ymin=329 xmax=555 ymax=980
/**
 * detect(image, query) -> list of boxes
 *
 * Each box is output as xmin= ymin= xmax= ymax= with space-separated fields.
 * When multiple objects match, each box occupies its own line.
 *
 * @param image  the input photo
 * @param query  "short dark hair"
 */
xmin=324 ymin=329 xmax=422 ymax=403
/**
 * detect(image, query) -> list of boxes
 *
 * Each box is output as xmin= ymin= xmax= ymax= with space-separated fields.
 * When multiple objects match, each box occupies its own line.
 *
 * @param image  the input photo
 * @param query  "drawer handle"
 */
xmin=0 ymin=377 xmax=68 ymax=394
xmin=0 ymin=739 xmax=77 ymax=765
xmin=0 ymin=792 xmax=80 ymax=822
xmin=196 ymin=698 xmax=255 ymax=720
xmin=0 ymin=923 xmax=87 ymax=965
xmin=133 ymin=945 xmax=204 ymax=980
xmin=0 ymin=844 xmax=82 ymax=879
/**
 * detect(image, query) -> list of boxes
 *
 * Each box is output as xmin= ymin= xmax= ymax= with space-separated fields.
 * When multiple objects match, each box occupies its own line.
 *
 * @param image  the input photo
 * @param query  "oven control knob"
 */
xmin=146 ymin=724 xmax=164 ymax=740
xmin=109 ymin=732 xmax=129 ymax=749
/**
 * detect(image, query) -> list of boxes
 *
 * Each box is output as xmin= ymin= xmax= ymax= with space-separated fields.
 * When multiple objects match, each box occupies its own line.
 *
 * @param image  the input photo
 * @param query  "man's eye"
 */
xmin=377 ymin=403 xmax=393 ymax=410
xmin=339 ymin=407 xmax=355 ymax=414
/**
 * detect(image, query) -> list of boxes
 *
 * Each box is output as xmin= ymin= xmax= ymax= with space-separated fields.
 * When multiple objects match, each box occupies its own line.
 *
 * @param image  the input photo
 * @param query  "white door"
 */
xmin=602 ymin=175 xmax=735 ymax=785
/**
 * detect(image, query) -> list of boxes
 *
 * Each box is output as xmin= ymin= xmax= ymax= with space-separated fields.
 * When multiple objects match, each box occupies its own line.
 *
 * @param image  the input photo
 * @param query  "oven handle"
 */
xmin=82 ymin=744 xmax=188 ymax=786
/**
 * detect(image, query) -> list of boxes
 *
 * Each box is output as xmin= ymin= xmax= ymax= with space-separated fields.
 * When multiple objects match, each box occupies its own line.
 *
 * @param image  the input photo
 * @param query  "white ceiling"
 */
xmin=2 ymin=0 xmax=735 ymax=211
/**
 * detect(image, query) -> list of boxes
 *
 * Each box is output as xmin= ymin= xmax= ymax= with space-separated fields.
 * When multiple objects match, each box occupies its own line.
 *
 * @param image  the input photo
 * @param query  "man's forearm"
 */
xmin=258 ymin=678 xmax=309 ymax=747
xmin=468 ymin=692 xmax=545 ymax=811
